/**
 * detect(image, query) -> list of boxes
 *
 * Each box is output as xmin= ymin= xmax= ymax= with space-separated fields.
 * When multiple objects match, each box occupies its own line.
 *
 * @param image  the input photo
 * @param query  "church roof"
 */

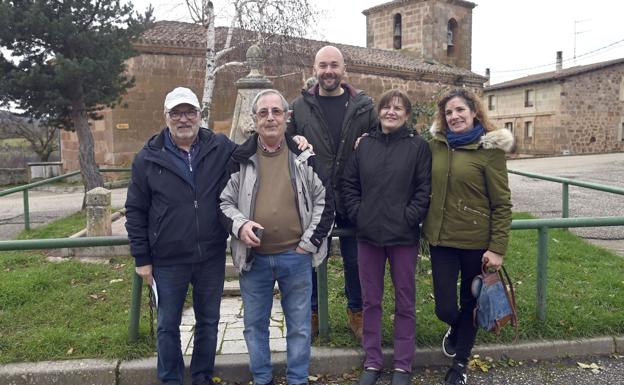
xmin=137 ymin=21 xmax=485 ymax=85
xmin=485 ymin=57 xmax=624 ymax=91
xmin=362 ymin=0 xmax=477 ymax=15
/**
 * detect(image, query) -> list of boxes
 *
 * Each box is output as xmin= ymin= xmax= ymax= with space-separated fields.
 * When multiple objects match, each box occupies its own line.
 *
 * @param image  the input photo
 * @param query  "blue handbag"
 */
xmin=471 ymin=264 xmax=518 ymax=336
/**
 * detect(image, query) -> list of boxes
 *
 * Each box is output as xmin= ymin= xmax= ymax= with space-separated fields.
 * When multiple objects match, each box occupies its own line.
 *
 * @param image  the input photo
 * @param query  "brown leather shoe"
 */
xmin=311 ymin=311 xmax=319 ymax=338
xmin=347 ymin=308 xmax=363 ymax=341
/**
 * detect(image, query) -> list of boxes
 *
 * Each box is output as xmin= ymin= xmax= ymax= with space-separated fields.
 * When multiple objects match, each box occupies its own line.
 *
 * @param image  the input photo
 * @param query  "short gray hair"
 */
xmin=251 ymin=89 xmax=289 ymax=115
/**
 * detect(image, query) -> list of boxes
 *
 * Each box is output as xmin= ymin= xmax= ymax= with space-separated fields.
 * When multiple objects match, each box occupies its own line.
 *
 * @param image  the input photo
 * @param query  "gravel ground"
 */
xmin=312 ymin=354 xmax=624 ymax=385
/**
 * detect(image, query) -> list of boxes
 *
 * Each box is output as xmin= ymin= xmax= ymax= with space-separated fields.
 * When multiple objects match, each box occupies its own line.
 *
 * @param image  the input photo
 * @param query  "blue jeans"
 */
xmin=153 ymin=256 xmax=225 ymax=385
xmin=312 ymin=216 xmax=362 ymax=311
xmin=240 ymin=250 xmax=312 ymax=385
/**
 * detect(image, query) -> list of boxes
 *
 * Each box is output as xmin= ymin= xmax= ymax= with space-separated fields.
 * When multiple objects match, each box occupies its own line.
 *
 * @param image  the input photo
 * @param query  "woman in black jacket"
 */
xmin=342 ymin=89 xmax=431 ymax=385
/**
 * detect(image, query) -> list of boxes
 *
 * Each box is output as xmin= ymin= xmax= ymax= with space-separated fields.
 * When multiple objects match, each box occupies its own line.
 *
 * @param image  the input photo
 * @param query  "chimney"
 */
xmin=556 ymin=51 xmax=563 ymax=71
xmin=485 ymin=68 xmax=491 ymax=87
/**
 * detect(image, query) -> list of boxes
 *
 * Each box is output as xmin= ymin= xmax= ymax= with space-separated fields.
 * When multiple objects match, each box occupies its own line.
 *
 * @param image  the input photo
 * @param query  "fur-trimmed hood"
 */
xmin=429 ymin=124 xmax=514 ymax=152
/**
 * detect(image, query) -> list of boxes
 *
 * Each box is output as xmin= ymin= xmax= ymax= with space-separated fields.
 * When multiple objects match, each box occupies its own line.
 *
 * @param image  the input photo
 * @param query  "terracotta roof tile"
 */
xmin=485 ymin=57 xmax=624 ymax=91
xmin=138 ymin=20 xmax=485 ymax=82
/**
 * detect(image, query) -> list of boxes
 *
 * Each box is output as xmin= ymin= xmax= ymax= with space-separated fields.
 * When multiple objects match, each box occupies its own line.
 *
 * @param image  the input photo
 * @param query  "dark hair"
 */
xmin=377 ymin=89 xmax=412 ymax=117
xmin=435 ymin=88 xmax=496 ymax=134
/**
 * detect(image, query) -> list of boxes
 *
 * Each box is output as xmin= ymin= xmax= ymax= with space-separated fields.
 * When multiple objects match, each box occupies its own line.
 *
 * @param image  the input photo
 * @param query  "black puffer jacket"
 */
xmin=341 ymin=125 xmax=432 ymax=246
xmin=287 ymin=83 xmax=377 ymax=216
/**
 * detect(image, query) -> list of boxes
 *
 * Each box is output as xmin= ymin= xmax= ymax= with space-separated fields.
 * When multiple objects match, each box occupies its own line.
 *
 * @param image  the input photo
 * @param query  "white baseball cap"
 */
xmin=164 ymin=87 xmax=201 ymax=110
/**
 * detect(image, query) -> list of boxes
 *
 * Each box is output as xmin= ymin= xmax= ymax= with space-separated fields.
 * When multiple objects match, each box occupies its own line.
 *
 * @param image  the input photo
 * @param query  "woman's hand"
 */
xmin=482 ymin=250 xmax=503 ymax=271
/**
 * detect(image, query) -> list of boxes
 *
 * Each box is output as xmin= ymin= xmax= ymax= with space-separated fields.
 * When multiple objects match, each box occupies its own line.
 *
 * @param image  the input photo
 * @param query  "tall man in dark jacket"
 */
xmin=287 ymin=45 xmax=378 ymax=340
xmin=125 ymin=87 xmax=236 ymax=385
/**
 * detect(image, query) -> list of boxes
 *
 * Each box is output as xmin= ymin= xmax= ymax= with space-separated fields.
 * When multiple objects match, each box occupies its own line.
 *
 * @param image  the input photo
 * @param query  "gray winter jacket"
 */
xmin=219 ymin=134 xmax=335 ymax=273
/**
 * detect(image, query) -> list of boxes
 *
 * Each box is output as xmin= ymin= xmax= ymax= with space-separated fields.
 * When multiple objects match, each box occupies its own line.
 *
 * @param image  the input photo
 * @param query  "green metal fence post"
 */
xmin=536 ymin=226 xmax=549 ymax=321
xmin=562 ymin=183 xmax=569 ymax=219
xmin=23 ymin=189 xmax=30 ymax=231
xmin=128 ymin=273 xmax=143 ymax=342
xmin=317 ymin=258 xmax=330 ymax=341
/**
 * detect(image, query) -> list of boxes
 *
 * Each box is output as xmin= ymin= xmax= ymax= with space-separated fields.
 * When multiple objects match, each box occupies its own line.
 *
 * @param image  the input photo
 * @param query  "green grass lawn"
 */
xmin=1 ymin=211 xmax=622 ymax=364
xmin=0 ymin=211 xmax=154 ymax=364
xmin=322 ymin=212 xmax=624 ymax=348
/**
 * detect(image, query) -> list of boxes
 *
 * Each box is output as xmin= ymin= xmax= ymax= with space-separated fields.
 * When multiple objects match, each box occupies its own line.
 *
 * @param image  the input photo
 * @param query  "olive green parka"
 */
xmin=423 ymin=126 xmax=514 ymax=255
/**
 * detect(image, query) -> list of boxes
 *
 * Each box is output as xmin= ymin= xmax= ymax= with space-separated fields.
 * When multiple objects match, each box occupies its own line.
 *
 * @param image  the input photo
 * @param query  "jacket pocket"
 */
xmin=149 ymin=206 xmax=168 ymax=245
xmin=463 ymin=205 xmax=489 ymax=219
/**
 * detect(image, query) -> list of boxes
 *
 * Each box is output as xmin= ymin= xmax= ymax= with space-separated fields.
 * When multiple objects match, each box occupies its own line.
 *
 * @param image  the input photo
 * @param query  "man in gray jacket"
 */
xmin=220 ymin=89 xmax=334 ymax=385
xmin=287 ymin=45 xmax=377 ymax=340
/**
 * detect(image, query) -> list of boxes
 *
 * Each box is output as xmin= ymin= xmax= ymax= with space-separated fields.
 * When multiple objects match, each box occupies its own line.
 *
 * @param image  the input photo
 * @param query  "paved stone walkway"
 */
xmin=179 ymin=297 xmax=286 ymax=356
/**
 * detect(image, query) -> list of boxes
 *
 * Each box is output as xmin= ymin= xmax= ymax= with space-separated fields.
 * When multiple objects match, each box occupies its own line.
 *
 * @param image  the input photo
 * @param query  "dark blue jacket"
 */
xmin=125 ymin=127 xmax=237 ymax=267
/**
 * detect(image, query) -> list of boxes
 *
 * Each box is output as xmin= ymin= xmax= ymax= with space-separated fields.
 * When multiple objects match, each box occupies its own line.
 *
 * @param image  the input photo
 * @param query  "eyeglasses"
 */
xmin=167 ymin=109 xmax=199 ymax=120
xmin=256 ymin=108 xmax=285 ymax=118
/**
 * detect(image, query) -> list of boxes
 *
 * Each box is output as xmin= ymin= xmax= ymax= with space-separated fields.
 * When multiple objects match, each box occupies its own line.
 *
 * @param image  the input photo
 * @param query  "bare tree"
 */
xmin=184 ymin=0 xmax=319 ymax=125
xmin=0 ymin=112 xmax=58 ymax=162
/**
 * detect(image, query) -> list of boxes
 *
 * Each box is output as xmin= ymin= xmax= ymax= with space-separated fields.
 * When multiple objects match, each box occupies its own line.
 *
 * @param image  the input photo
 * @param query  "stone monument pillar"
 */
xmin=229 ymin=44 xmax=273 ymax=144
xmin=86 ymin=187 xmax=112 ymax=237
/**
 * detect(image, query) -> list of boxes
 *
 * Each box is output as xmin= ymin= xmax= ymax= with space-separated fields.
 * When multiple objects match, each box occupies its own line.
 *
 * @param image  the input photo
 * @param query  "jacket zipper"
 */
xmin=463 ymin=206 xmax=489 ymax=218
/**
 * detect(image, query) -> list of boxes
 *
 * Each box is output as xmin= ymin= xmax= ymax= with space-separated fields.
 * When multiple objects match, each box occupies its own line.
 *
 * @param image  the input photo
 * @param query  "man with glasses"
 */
xmin=125 ymin=87 xmax=311 ymax=385
xmin=287 ymin=46 xmax=377 ymax=340
xmin=220 ymin=89 xmax=334 ymax=385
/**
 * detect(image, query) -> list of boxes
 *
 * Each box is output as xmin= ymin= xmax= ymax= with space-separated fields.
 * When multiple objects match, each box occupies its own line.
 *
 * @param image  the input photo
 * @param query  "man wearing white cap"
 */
xmin=125 ymin=87 xmax=310 ymax=385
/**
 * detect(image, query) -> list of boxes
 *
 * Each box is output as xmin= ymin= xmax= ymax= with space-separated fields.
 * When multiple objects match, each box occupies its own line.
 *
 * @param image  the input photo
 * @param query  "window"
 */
xmin=524 ymin=121 xmax=534 ymax=139
xmin=393 ymin=14 xmax=402 ymax=50
xmin=619 ymin=120 xmax=624 ymax=141
xmin=505 ymin=122 xmax=514 ymax=134
xmin=524 ymin=89 xmax=534 ymax=107
xmin=447 ymin=19 xmax=458 ymax=56
xmin=488 ymin=95 xmax=496 ymax=111
xmin=620 ymin=77 xmax=624 ymax=101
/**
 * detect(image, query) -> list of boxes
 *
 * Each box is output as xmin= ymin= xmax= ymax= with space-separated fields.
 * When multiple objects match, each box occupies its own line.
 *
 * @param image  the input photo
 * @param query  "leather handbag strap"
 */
xmin=498 ymin=266 xmax=519 ymax=341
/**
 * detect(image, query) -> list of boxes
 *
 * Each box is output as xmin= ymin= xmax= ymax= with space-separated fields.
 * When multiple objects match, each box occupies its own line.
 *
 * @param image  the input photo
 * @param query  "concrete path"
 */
xmin=0 ymin=187 xmax=127 ymax=240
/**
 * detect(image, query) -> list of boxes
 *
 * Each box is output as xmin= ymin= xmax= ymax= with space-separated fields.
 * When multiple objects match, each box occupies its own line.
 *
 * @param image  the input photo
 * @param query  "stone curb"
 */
xmin=1 ymin=337 xmax=621 ymax=385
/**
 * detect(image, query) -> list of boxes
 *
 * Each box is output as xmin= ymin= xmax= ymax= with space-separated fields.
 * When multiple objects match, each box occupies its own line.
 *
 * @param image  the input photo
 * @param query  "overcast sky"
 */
xmin=116 ymin=0 xmax=624 ymax=85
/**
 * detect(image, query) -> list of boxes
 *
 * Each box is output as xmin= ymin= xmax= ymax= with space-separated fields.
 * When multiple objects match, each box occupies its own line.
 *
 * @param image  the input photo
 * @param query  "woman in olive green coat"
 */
xmin=422 ymin=89 xmax=513 ymax=385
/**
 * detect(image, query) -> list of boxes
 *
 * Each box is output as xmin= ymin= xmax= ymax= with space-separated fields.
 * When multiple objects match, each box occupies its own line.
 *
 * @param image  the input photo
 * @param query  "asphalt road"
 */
xmin=0 ymin=187 xmax=127 ymax=240
xmin=507 ymin=153 xmax=624 ymax=256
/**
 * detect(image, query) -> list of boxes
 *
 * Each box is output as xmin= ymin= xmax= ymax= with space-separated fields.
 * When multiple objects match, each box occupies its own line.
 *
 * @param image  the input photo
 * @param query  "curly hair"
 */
xmin=434 ymin=88 xmax=496 ymax=135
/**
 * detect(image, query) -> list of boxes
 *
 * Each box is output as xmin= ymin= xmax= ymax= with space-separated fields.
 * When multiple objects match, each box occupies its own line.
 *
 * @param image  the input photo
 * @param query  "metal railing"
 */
xmin=508 ymin=169 xmax=624 ymax=219
xmin=2 ymin=216 xmax=624 ymax=342
xmin=0 ymin=168 xmax=130 ymax=231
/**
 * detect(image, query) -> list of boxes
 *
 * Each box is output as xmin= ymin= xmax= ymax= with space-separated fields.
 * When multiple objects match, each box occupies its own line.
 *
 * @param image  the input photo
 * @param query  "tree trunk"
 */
xmin=70 ymin=98 xmax=103 ymax=192
xmin=201 ymin=3 xmax=216 ymax=127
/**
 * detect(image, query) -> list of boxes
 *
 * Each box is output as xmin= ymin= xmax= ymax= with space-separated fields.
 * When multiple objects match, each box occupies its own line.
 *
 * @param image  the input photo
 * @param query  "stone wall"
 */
xmin=485 ymin=83 xmax=562 ymax=154
xmin=483 ymin=62 xmax=624 ymax=155
xmin=365 ymin=0 xmax=472 ymax=69
xmin=559 ymin=64 xmax=624 ymax=154
xmin=60 ymin=49 xmax=483 ymax=171
xmin=0 ymin=168 xmax=28 ymax=186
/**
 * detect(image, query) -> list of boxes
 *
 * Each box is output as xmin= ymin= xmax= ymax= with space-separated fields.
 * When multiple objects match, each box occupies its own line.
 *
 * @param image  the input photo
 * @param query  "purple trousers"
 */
xmin=358 ymin=241 xmax=419 ymax=372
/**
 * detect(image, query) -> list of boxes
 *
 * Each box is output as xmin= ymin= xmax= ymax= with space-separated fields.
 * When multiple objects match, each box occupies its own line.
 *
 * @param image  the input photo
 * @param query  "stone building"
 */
xmin=60 ymin=0 xmax=485 ymax=170
xmin=483 ymin=55 xmax=624 ymax=155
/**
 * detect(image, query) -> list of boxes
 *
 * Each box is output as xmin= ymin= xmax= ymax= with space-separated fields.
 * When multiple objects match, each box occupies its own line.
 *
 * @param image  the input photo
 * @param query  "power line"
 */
xmin=489 ymin=37 xmax=624 ymax=74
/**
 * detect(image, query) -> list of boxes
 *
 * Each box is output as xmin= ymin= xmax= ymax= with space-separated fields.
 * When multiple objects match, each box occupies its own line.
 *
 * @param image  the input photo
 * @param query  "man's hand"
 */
xmin=354 ymin=133 xmax=369 ymax=149
xmin=293 ymin=135 xmax=313 ymax=152
xmin=295 ymin=246 xmax=310 ymax=255
xmin=482 ymin=250 xmax=503 ymax=271
xmin=135 ymin=265 xmax=153 ymax=286
xmin=240 ymin=221 xmax=263 ymax=248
